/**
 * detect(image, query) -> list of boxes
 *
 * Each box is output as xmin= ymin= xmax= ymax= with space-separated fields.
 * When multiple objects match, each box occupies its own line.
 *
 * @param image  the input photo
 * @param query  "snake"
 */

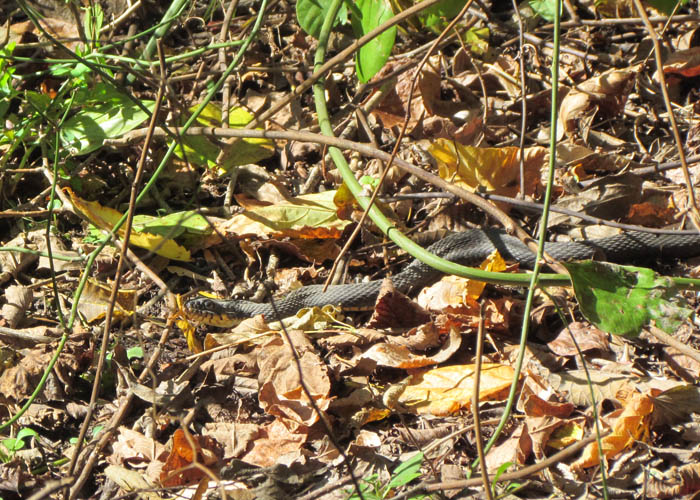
xmin=183 ymin=228 xmax=700 ymax=326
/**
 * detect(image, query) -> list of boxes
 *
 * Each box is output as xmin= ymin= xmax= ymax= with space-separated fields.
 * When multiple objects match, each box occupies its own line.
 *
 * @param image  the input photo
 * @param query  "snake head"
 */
xmin=183 ymin=296 xmax=242 ymax=327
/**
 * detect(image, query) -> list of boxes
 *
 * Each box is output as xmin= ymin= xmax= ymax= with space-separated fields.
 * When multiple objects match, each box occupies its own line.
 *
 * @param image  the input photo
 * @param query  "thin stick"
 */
xmin=473 ymin=302 xmax=494 ymax=500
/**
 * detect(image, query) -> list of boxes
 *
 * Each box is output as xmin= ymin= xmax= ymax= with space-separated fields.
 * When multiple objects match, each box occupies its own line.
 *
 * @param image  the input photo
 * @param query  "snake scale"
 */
xmin=184 ymin=228 xmax=700 ymax=326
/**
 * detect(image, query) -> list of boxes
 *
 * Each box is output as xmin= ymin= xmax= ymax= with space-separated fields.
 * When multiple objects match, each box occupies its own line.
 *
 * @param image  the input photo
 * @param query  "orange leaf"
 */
xmin=160 ymin=430 xmax=219 ymax=487
xmin=573 ymin=391 xmax=654 ymax=469
xmin=397 ymin=363 xmax=517 ymax=416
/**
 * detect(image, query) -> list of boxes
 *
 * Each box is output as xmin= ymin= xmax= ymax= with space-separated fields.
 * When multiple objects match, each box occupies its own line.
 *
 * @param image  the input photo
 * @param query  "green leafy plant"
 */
xmin=346 ymin=452 xmax=424 ymax=500
xmin=529 ymin=0 xmax=559 ymax=21
xmin=69 ymin=425 xmax=104 ymax=446
xmin=0 ymin=428 xmax=39 ymax=463
xmin=490 ymin=461 xmax=522 ymax=498
xmin=296 ymin=0 xmax=396 ymax=83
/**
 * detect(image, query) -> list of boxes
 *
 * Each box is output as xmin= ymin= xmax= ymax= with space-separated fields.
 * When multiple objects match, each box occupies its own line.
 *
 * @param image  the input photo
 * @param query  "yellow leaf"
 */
xmin=547 ymin=422 xmax=584 ymax=450
xmin=77 ymin=279 xmax=136 ymax=323
xmin=67 ymin=188 xmax=191 ymax=261
xmin=397 ymin=363 xmax=517 ymax=416
xmin=429 ymin=140 xmax=545 ymax=200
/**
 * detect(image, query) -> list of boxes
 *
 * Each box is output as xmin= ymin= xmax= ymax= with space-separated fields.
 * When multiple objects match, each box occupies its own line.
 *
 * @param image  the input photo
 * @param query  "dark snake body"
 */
xmin=184 ymin=229 xmax=700 ymax=325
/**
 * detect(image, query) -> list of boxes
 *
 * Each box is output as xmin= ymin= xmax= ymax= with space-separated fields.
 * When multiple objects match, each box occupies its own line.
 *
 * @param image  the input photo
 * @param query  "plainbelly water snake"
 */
xmin=184 ymin=228 xmax=700 ymax=326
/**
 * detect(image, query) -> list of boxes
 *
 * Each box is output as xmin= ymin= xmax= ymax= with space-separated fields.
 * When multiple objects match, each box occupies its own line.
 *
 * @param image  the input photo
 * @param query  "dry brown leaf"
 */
xmin=360 ymin=327 xmax=461 ymax=369
xmin=1 ymin=285 xmax=33 ymax=328
xmin=548 ymin=370 xmax=638 ymax=407
xmin=110 ymin=427 xmax=167 ymax=484
xmin=663 ymin=345 xmax=700 ymax=380
xmin=0 ymin=231 xmax=42 ymax=284
xmin=547 ymin=322 xmax=610 ymax=357
xmin=651 ymin=385 xmax=700 ymax=427
xmin=203 ymin=422 xmax=261 ymax=460
xmin=103 ymin=465 xmax=161 ymax=500
xmin=77 ymin=279 xmax=137 ymax=324
xmin=368 ymin=278 xmax=430 ymax=329
xmin=257 ymin=331 xmax=331 ymax=427
xmin=647 ymin=462 xmax=700 ymax=498
xmin=626 ymin=198 xmax=677 ymax=227
xmin=663 ymin=47 xmax=700 ymax=78
xmin=522 ymin=393 xmax=575 ymax=418
xmin=370 ymin=64 xmax=437 ymax=131
xmin=241 ymin=420 xmax=307 ymax=467
xmin=485 ymin=422 xmax=531 ymax=472
xmin=9 ymin=18 xmax=80 ymax=49
xmin=0 ymin=334 xmax=91 ymax=402
xmin=557 ymin=70 xmax=635 ymax=140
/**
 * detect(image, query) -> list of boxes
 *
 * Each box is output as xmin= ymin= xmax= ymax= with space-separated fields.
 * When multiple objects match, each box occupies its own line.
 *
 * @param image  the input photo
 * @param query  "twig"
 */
xmin=647 ymin=325 xmax=700 ymax=365
xmin=66 ymin=41 xmax=166 ymax=499
xmin=473 ymin=302 xmax=493 ymax=500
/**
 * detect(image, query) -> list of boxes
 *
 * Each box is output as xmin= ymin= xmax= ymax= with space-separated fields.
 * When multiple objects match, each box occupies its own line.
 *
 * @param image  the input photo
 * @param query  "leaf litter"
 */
xmin=2 ymin=1 xmax=700 ymax=499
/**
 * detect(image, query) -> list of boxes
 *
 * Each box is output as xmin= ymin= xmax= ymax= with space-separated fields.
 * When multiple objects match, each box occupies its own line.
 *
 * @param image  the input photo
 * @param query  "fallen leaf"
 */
xmin=397 ymin=363 xmax=517 ymax=416
xmin=241 ymin=419 xmax=307 ymax=467
xmin=429 ymin=140 xmax=545 ymax=202
xmin=360 ymin=327 xmax=462 ymax=369
xmin=663 ymin=47 xmax=700 ymax=78
xmin=647 ymin=462 xmax=700 ymax=498
xmin=547 ymin=322 xmax=610 ymax=357
xmin=557 ymin=70 xmax=635 ymax=139
xmin=67 ymin=188 xmax=191 ymax=261
xmin=1 ymin=285 xmax=33 ymax=328
xmin=257 ymin=331 xmax=332 ymax=427
xmin=573 ymin=391 xmax=654 ymax=469
xmin=160 ymin=429 xmax=221 ymax=487
xmin=77 ymin=279 xmax=136 ymax=324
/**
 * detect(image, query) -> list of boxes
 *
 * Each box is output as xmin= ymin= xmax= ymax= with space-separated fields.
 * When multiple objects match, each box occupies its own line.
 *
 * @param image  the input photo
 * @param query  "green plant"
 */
xmin=69 ymin=425 xmax=104 ymax=446
xmin=491 ymin=461 xmax=522 ymax=499
xmin=0 ymin=428 xmax=39 ymax=462
xmin=346 ymin=452 xmax=425 ymax=500
xmin=296 ymin=0 xmax=396 ymax=83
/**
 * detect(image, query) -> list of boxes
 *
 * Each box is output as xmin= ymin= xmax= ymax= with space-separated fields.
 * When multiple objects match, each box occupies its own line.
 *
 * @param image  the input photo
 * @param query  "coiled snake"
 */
xmin=184 ymin=228 xmax=700 ymax=326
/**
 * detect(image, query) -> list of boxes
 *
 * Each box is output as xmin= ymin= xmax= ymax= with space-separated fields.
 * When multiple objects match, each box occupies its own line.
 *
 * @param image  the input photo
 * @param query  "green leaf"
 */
xmin=387 ymin=452 xmax=423 ymax=489
xmin=132 ymin=211 xmax=211 ymax=239
xmin=296 ymin=0 xmax=347 ymax=38
xmin=126 ymin=346 xmax=144 ymax=360
xmin=352 ymin=0 xmax=396 ymax=83
xmin=563 ymin=261 xmax=692 ymax=338
xmin=646 ymin=0 xmax=687 ymax=15
xmin=1 ymin=438 xmax=20 ymax=453
xmin=177 ymin=103 xmax=274 ymax=170
xmin=243 ymin=190 xmax=350 ymax=231
xmin=60 ymin=83 xmax=154 ymax=155
xmin=16 ymin=428 xmax=38 ymax=442
xmin=418 ymin=0 xmax=467 ymax=31
xmin=529 ymin=0 xmax=559 ymax=21
xmin=492 ymin=461 xmax=514 ymax=484
xmin=464 ymin=27 xmax=489 ymax=55
xmin=2 ymin=428 xmax=37 ymax=453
